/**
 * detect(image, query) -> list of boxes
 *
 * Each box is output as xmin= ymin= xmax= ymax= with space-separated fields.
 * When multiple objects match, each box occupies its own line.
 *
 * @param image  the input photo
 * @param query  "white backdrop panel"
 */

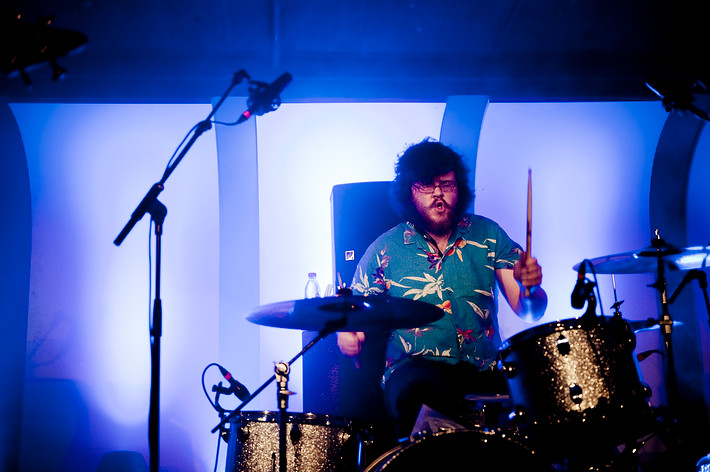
xmin=11 ymin=103 xmax=220 ymax=472
xmin=254 ymin=102 xmax=446 ymax=411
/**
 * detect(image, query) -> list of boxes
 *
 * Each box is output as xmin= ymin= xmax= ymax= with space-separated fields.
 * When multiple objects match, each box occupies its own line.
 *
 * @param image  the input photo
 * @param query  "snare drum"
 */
xmin=498 ymin=316 xmax=653 ymax=450
xmin=363 ymin=429 xmax=551 ymax=472
xmin=225 ymin=411 xmax=362 ymax=472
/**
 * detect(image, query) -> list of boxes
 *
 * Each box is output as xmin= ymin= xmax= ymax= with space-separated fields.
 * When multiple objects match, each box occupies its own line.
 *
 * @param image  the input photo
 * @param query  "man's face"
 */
xmin=410 ymin=171 xmax=459 ymax=236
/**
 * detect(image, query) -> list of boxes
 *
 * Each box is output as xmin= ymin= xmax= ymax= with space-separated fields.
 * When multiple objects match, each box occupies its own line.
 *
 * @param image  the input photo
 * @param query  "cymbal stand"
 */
xmin=610 ymin=273 xmax=625 ymax=318
xmin=275 ymin=362 xmax=292 ymax=472
xmin=648 ymin=240 xmax=678 ymax=412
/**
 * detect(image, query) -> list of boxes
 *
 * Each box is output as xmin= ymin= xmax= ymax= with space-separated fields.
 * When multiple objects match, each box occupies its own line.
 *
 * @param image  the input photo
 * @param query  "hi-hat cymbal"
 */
xmin=627 ymin=318 xmax=684 ymax=333
xmin=246 ymin=295 xmax=444 ymax=332
xmin=573 ymin=244 xmax=710 ymax=274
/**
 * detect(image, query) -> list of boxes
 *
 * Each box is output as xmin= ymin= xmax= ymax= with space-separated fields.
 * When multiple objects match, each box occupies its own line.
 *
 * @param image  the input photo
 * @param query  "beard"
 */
xmin=412 ymin=199 xmax=458 ymax=237
xmin=426 ymin=214 xmax=456 ymax=235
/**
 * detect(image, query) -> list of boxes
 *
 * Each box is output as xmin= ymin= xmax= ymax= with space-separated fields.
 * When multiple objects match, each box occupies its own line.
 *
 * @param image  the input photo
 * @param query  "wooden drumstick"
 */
xmin=525 ymin=168 xmax=532 ymax=297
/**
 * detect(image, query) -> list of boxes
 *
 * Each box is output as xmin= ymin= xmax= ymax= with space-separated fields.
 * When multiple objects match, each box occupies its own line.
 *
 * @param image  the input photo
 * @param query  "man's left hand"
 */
xmin=513 ymin=254 xmax=543 ymax=289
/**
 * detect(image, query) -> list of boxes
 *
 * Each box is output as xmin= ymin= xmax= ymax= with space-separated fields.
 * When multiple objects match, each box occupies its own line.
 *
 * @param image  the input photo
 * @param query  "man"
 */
xmin=337 ymin=139 xmax=547 ymax=438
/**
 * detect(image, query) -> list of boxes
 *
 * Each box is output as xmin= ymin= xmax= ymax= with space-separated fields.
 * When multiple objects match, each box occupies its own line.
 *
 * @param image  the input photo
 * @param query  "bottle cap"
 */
xmin=308 ymin=272 xmax=316 ymax=278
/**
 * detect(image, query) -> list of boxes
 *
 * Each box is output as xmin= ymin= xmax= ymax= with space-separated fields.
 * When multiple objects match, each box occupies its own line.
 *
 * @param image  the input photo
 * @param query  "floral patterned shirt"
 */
xmin=350 ymin=214 xmax=522 ymax=384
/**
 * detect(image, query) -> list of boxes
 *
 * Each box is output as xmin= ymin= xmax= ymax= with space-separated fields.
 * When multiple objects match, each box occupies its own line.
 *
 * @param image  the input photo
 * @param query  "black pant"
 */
xmin=383 ymin=357 xmax=508 ymax=438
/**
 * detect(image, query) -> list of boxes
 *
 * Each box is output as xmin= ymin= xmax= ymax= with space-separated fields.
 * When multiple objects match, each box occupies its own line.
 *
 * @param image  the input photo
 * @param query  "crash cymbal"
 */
xmin=246 ymin=295 xmax=444 ymax=332
xmin=627 ymin=318 xmax=684 ymax=333
xmin=573 ymin=244 xmax=710 ymax=274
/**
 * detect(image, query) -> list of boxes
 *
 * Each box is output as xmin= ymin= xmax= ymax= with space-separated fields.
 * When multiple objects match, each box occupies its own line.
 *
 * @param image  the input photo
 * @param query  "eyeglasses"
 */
xmin=412 ymin=181 xmax=457 ymax=194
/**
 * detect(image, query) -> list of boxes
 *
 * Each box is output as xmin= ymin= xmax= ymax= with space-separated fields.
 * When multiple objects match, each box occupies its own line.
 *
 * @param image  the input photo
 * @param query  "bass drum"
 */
xmin=498 ymin=315 xmax=654 ymax=455
xmin=363 ymin=429 xmax=551 ymax=472
xmin=225 ymin=411 xmax=363 ymax=472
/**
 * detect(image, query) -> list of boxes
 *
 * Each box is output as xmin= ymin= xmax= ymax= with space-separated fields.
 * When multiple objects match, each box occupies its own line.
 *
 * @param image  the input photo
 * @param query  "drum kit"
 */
xmin=212 ymin=238 xmax=710 ymax=472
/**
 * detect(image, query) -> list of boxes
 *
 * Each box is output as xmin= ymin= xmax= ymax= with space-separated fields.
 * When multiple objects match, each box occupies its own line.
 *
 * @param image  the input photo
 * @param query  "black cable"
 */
xmin=586 ymin=260 xmax=603 ymax=317
xmin=163 ymin=122 xmax=201 ymax=177
xmin=201 ymin=362 xmax=222 ymax=411
xmin=211 ymin=117 xmax=247 ymax=127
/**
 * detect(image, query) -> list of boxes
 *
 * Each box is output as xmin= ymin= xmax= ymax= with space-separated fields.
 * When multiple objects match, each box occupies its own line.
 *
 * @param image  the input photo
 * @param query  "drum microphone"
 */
xmin=236 ymin=72 xmax=293 ymax=124
xmin=571 ymin=261 xmax=592 ymax=309
xmin=217 ymin=365 xmax=251 ymax=401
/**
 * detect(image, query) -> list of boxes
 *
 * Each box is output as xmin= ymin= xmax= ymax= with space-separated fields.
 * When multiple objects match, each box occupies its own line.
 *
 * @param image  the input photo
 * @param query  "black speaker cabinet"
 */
xmin=302 ymin=181 xmax=400 ymax=442
xmin=330 ymin=181 xmax=400 ymax=288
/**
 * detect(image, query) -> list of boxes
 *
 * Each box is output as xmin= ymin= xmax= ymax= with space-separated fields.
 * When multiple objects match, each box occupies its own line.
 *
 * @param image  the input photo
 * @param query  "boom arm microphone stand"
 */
xmin=113 ymin=70 xmax=249 ymax=472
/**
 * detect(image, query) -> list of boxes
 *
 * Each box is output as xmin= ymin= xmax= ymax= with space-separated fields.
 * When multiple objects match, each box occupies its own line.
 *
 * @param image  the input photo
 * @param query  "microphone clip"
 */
xmin=246 ymin=80 xmax=282 ymax=116
xmin=581 ymin=286 xmax=598 ymax=320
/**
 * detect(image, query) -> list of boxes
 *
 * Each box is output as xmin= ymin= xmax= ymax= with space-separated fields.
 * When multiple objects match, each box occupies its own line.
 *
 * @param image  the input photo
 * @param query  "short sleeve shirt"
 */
xmin=350 ymin=214 xmax=522 ymax=384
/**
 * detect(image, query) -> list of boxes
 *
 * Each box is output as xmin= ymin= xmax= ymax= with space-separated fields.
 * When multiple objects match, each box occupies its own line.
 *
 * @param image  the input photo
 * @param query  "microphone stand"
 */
xmin=148 ymin=201 xmax=166 ymax=472
xmin=113 ymin=70 xmax=249 ymax=472
xmin=581 ymin=288 xmax=597 ymax=321
xmin=648 ymin=244 xmax=679 ymax=414
xmin=211 ymin=382 xmax=233 ymax=443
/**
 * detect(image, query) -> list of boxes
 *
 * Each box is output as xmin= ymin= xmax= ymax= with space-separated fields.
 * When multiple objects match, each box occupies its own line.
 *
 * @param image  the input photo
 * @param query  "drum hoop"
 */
xmin=235 ymin=410 xmax=353 ymax=428
xmin=364 ymin=429 xmax=534 ymax=472
xmin=499 ymin=315 xmax=630 ymax=352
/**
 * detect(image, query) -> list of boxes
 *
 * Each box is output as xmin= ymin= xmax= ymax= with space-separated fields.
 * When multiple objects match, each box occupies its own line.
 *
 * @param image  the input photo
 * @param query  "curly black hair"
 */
xmin=390 ymin=138 xmax=474 ymax=222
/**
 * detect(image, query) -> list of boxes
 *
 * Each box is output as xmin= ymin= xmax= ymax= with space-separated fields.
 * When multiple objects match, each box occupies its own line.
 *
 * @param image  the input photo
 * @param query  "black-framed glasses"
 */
xmin=412 ymin=181 xmax=457 ymax=194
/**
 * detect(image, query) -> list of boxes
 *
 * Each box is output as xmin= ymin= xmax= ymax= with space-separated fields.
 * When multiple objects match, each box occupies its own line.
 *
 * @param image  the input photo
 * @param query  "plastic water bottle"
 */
xmin=304 ymin=272 xmax=321 ymax=299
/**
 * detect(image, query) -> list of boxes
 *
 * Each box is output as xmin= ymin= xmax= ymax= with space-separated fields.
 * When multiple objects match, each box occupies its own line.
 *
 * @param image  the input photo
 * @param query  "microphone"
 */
xmin=236 ymin=72 xmax=292 ymax=124
xmin=645 ymin=79 xmax=694 ymax=113
xmin=571 ymin=261 xmax=590 ymax=309
xmin=645 ymin=79 xmax=710 ymax=121
xmin=217 ymin=365 xmax=251 ymax=401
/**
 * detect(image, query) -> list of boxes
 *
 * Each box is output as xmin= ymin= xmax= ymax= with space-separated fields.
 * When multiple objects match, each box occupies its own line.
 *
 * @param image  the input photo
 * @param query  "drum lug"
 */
xmin=556 ymin=334 xmax=571 ymax=355
xmin=290 ymin=423 xmax=302 ymax=444
xmin=569 ymin=384 xmax=584 ymax=404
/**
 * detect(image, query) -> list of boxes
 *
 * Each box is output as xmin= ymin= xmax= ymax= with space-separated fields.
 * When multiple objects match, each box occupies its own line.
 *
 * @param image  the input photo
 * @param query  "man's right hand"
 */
xmin=337 ymin=331 xmax=366 ymax=357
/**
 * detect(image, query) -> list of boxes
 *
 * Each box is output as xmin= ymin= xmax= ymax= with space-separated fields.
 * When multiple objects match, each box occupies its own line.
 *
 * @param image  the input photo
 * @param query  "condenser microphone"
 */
xmin=217 ymin=365 xmax=251 ymax=401
xmin=236 ymin=72 xmax=292 ymax=123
